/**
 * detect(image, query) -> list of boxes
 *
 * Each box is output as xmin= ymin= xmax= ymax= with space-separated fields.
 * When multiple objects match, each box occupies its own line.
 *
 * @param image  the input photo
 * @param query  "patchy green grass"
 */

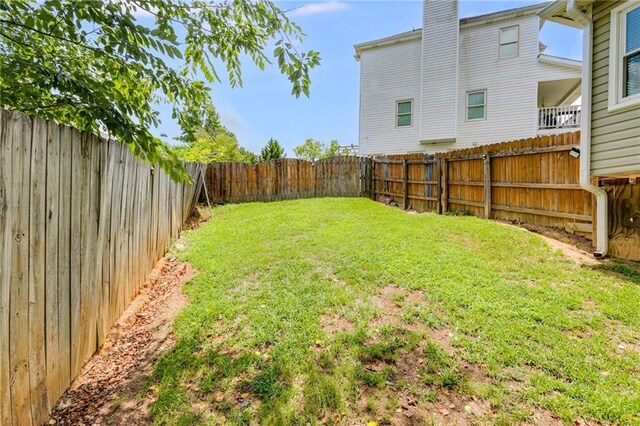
xmin=148 ymin=198 xmax=640 ymax=425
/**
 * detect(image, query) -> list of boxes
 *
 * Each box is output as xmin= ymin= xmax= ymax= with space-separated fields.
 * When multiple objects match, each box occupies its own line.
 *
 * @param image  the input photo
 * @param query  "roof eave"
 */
xmin=460 ymin=2 xmax=550 ymax=29
xmin=353 ymin=31 xmax=421 ymax=58
xmin=538 ymin=53 xmax=582 ymax=71
xmin=355 ymin=2 xmax=552 ymax=57
xmin=537 ymin=0 xmax=595 ymax=28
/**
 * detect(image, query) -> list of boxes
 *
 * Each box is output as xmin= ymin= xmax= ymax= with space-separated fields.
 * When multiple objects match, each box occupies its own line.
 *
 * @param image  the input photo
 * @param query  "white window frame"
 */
xmin=395 ymin=99 xmax=413 ymax=128
xmin=466 ymin=90 xmax=487 ymax=121
xmin=608 ymin=2 xmax=640 ymax=112
xmin=499 ymin=26 xmax=519 ymax=59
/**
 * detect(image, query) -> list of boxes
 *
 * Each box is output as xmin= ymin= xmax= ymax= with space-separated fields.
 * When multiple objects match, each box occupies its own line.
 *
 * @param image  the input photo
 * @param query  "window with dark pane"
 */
xmin=467 ymin=91 xmax=486 ymax=120
xmin=624 ymin=5 xmax=640 ymax=97
xmin=396 ymin=100 xmax=412 ymax=127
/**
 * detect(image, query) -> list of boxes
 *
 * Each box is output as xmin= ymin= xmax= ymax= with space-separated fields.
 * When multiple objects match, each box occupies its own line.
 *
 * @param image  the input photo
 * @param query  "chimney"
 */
xmin=419 ymin=0 xmax=459 ymax=144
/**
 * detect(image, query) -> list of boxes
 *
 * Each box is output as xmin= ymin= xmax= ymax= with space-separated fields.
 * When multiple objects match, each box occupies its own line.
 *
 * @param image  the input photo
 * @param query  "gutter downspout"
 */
xmin=567 ymin=0 xmax=608 ymax=257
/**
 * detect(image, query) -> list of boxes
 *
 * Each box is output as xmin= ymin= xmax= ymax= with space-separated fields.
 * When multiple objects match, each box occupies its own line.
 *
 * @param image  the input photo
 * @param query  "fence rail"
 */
xmin=0 ymin=109 xmax=203 ymax=426
xmin=204 ymin=156 xmax=373 ymax=204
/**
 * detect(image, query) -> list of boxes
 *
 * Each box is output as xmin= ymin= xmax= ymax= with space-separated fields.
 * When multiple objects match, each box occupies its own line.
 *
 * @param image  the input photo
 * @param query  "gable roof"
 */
xmin=354 ymin=2 xmax=550 ymax=58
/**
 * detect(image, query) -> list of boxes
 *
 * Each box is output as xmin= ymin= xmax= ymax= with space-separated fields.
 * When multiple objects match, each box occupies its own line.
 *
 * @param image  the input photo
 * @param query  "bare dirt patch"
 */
xmin=370 ymin=285 xmax=425 ymax=329
xmin=321 ymin=312 xmax=355 ymax=336
xmin=49 ymin=256 xmax=193 ymax=425
xmin=517 ymin=223 xmax=599 ymax=266
xmin=183 ymin=204 xmax=212 ymax=230
xmin=352 ymin=324 xmax=567 ymax=426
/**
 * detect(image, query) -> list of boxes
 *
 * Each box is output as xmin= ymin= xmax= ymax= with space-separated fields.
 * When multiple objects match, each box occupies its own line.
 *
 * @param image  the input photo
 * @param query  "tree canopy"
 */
xmin=172 ymin=103 xmax=257 ymax=164
xmin=0 ymin=0 xmax=320 ymax=181
xmin=173 ymin=131 xmax=258 ymax=164
xmin=259 ymin=138 xmax=286 ymax=161
xmin=293 ymin=138 xmax=341 ymax=161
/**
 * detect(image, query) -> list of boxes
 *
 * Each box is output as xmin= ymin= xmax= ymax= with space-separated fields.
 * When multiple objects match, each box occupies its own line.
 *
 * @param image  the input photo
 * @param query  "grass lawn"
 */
xmin=148 ymin=198 xmax=640 ymax=425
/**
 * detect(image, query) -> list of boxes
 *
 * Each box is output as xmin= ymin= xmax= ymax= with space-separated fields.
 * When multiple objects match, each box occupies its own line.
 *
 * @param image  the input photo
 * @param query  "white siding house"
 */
xmin=355 ymin=1 xmax=583 ymax=155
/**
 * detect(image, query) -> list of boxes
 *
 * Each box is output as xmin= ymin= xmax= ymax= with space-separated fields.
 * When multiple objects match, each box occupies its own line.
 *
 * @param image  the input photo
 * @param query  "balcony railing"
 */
xmin=538 ymin=105 xmax=581 ymax=130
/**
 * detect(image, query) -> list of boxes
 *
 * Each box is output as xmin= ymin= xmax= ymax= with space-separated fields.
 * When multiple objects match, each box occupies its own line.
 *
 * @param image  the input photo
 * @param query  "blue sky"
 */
xmin=150 ymin=1 xmax=582 ymax=155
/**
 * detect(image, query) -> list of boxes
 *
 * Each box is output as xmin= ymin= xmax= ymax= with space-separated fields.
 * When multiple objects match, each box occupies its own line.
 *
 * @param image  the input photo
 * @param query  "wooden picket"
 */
xmin=0 ymin=109 xmax=203 ymax=426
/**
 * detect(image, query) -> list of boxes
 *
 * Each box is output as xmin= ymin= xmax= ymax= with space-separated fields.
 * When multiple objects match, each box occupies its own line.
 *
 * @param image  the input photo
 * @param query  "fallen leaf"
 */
xmin=367 ymin=422 xmax=378 ymax=426
xmin=439 ymin=408 xmax=450 ymax=416
xmin=241 ymin=392 xmax=250 ymax=398
xmin=215 ymin=393 xmax=224 ymax=402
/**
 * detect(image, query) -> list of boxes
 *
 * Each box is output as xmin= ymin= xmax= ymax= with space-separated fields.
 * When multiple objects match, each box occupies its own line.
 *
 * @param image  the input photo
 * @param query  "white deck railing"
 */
xmin=538 ymin=105 xmax=581 ymax=130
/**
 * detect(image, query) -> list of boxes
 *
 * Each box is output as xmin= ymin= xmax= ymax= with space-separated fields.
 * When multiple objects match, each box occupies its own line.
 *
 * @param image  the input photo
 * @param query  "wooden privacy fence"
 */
xmin=373 ymin=132 xmax=594 ymax=237
xmin=204 ymin=156 xmax=373 ymax=204
xmin=0 ymin=109 xmax=203 ymax=426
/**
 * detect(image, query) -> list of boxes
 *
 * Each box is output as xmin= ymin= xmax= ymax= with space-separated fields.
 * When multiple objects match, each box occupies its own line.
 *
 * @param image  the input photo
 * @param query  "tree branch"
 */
xmin=0 ymin=18 xmax=99 ymax=52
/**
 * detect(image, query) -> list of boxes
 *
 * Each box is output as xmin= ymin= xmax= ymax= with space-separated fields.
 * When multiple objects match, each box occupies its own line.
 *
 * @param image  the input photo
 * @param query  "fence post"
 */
xmin=313 ymin=162 xmax=317 ymax=198
xmin=382 ymin=156 xmax=388 ymax=196
xmin=440 ymin=158 xmax=448 ymax=214
xmin=483 ymin=153 xmax=492 ymax=219
xmin=370 ymin=158 xmax=376 ymax=200
xmin=402 ymin=159 xmax=409 ymax=210
xmin=435 ymin=158 xmax=442 ymax=214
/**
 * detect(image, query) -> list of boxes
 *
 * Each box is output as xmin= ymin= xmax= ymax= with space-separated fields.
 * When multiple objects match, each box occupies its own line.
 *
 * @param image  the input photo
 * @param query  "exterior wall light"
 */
xmin=569 ymin=146 xmax=581 ymax=158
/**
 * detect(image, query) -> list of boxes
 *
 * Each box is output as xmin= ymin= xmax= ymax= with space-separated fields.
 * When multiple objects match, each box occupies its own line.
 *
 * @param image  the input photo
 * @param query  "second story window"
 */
xmin=500 ymin=26 xmax=519 ymax=58
xmin=396 ymin=100 xmax=413 ymax=127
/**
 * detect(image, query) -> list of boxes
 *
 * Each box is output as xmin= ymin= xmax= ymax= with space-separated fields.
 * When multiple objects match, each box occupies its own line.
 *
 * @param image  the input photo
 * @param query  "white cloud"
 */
xmin=290 ymin=1 xmax=349 ymax=17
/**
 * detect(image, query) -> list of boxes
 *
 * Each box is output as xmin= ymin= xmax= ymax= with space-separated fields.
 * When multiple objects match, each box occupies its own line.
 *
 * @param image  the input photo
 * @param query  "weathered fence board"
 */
xmin=204 ymin=156 xmax=370 ymax=203
xmin=45 ymin=120 xmax=60 ymax=406
xmin=10 ymin=111 xmax=33 ymax=425
xmin=0 ymin=106 xmax=12 ymax=426
xmin=29 ymin=116 xmax=49 ymax=421
xmin=57 ymin=125 xmax=72 ymax=399
xmin=0 ymin=109 xmax=202 ymax=426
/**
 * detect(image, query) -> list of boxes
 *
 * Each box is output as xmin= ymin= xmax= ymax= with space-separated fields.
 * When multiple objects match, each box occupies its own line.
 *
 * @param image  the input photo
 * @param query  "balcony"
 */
xmin=538 ymin=105 xmax=581 ymax=131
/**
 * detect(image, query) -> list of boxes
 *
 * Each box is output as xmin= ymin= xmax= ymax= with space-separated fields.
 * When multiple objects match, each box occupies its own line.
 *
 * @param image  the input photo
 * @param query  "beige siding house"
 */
xmin=590 ymin=1 xmax=640 ymax=177
xmin=540 ymin=0 xmax=640 ymax=256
